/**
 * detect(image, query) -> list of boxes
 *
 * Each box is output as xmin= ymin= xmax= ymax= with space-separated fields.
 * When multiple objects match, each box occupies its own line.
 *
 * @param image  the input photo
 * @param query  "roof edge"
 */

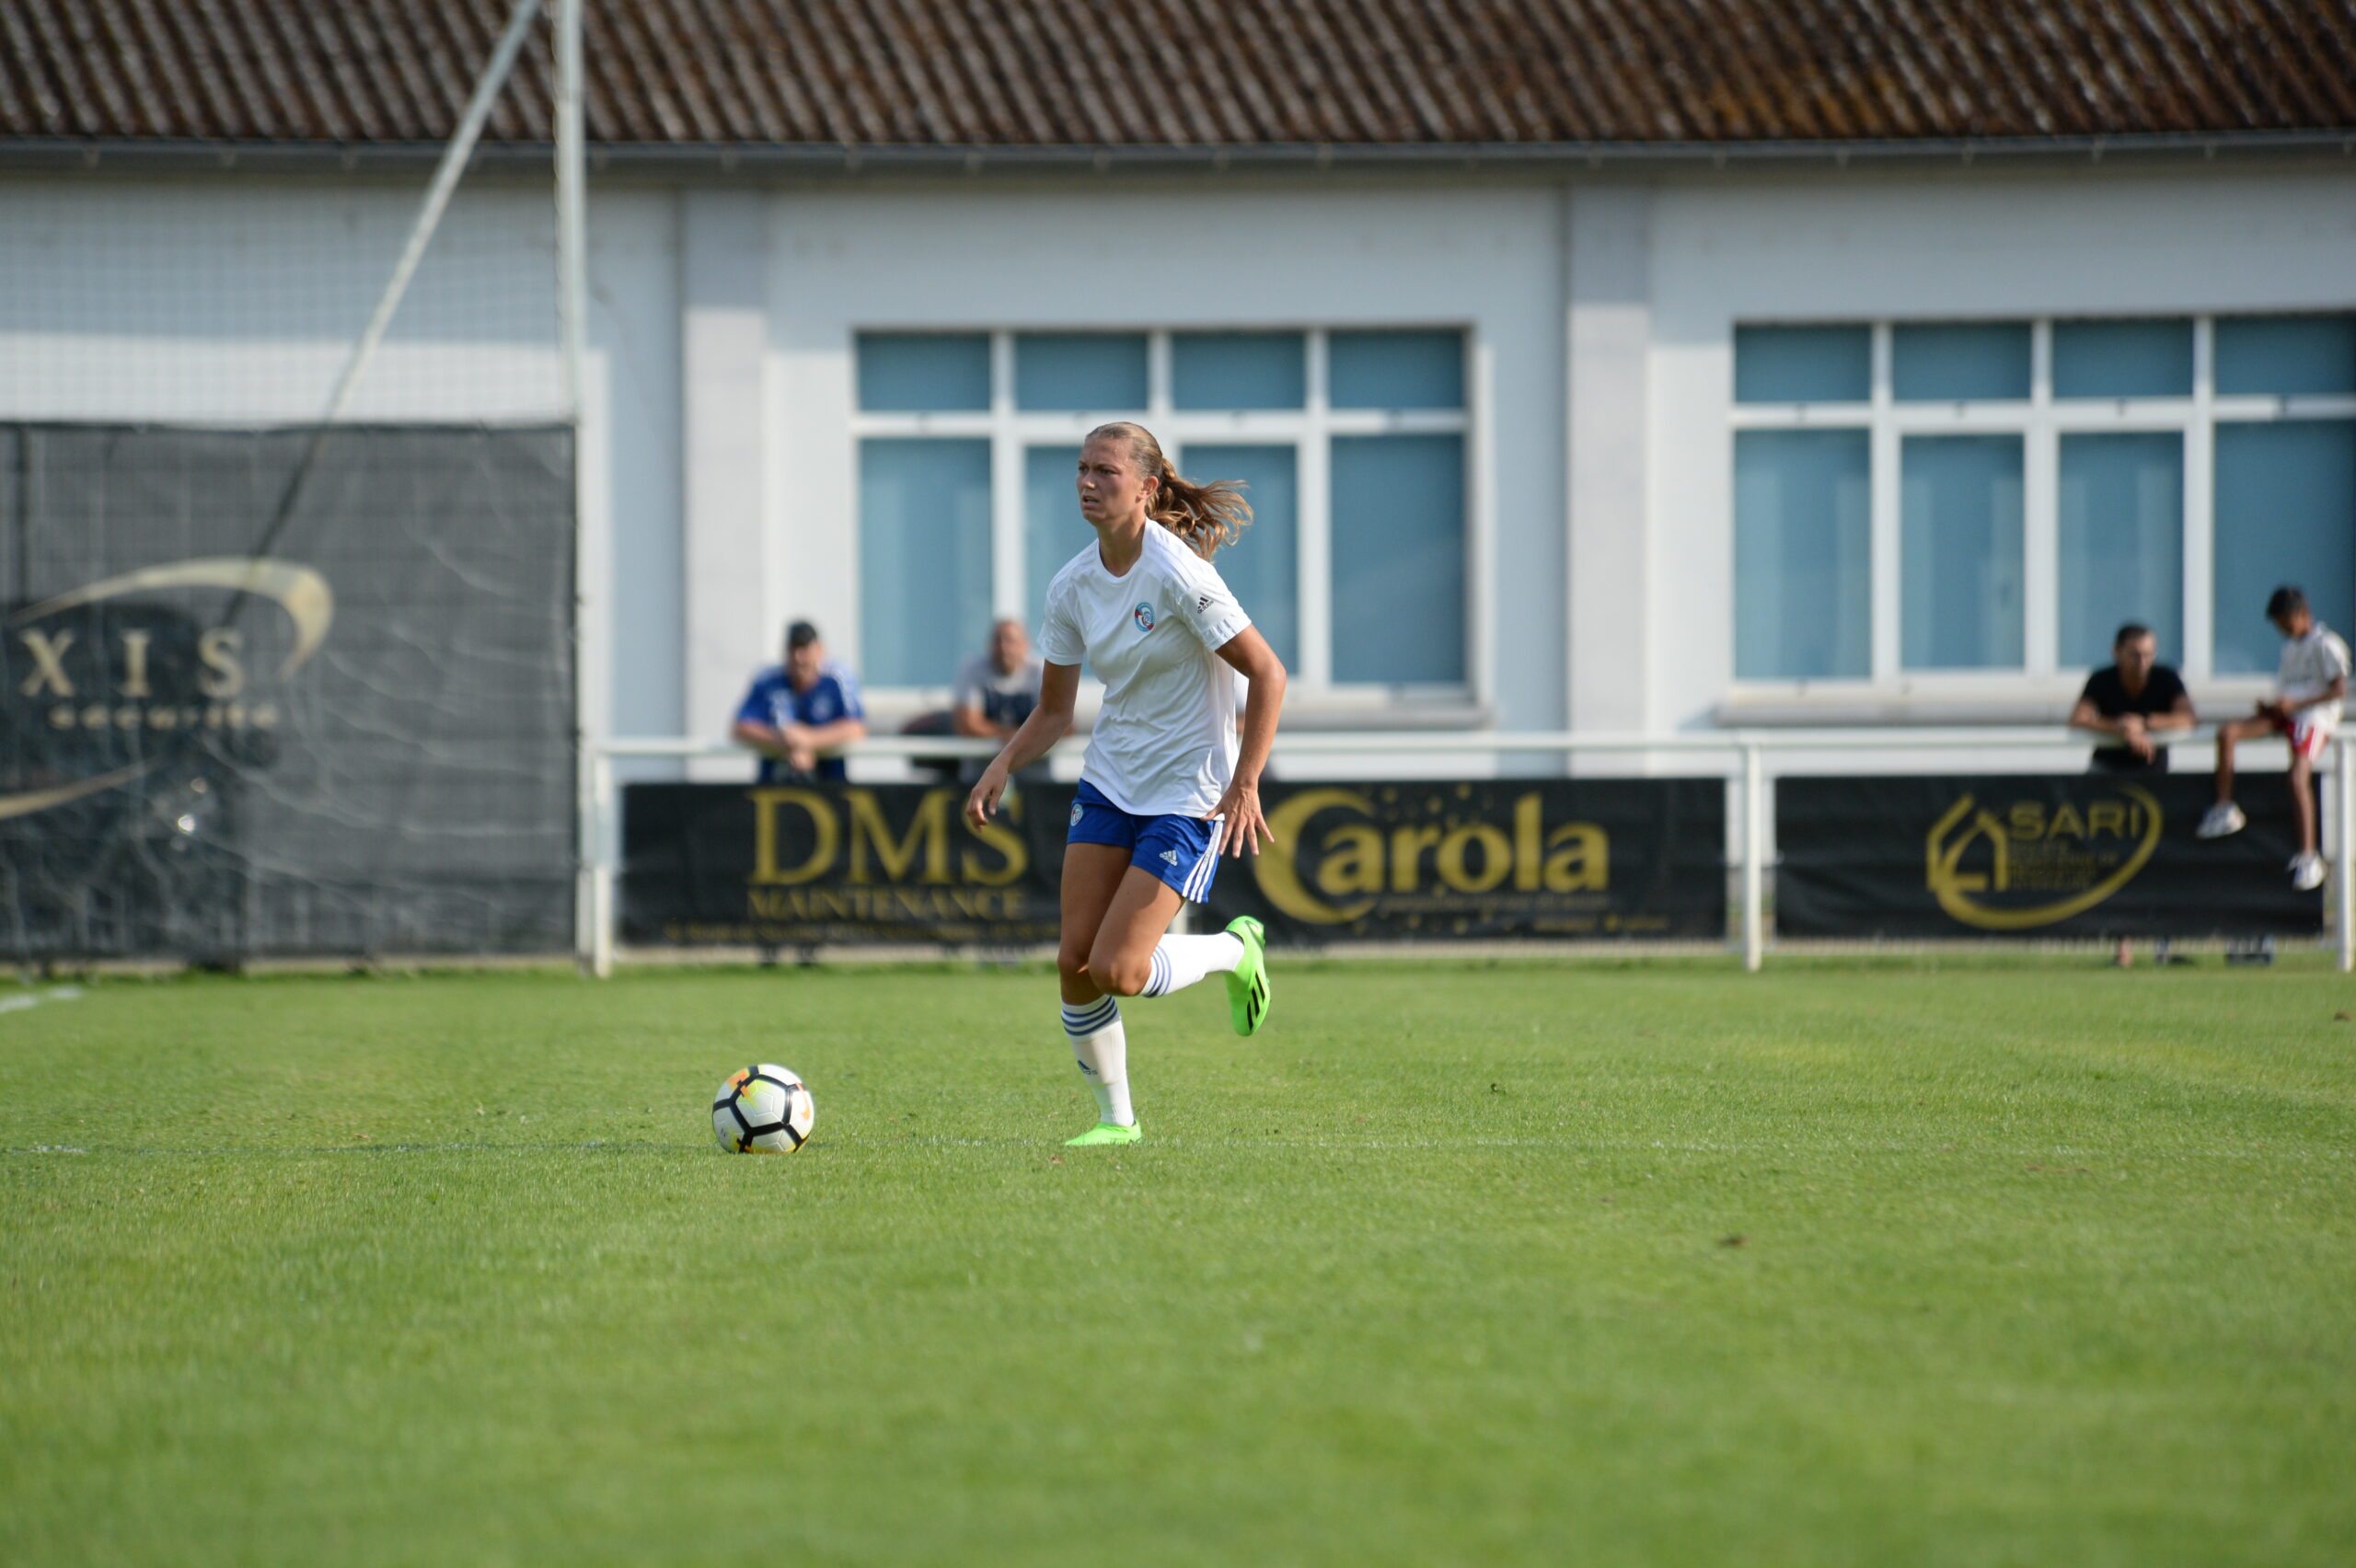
xmin=1 ymin=129 xmax=2351 ymax=178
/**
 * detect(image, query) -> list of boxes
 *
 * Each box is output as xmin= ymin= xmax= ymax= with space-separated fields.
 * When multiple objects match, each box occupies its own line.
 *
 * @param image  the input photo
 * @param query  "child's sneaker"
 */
xmin=2195 ymin=802 xmax=2246 ymax=839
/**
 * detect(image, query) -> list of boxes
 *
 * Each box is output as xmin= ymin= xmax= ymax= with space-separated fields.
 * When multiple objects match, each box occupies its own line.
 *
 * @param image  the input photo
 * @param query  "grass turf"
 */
xmin=2 ymin=959 xmax=2352 ymax=1566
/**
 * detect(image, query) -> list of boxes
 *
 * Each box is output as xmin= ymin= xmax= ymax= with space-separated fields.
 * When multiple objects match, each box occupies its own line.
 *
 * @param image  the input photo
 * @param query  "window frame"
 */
xmin=1730 ymin=316 xmax=2356 ymax=689
xmin=849 ymin=327 xmax=1477 ymax=701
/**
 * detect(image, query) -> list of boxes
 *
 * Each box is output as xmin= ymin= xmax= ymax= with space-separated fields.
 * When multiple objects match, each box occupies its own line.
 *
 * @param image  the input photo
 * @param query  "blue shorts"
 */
xmin=1067 ymin=779 xmax=1223 ymax=903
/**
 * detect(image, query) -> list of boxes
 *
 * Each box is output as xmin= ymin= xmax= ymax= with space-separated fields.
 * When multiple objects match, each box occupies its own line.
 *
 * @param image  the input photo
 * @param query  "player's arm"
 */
xmin=964 ymin=663 xmax=1078 ymax=827
xmin=2287 ymin=674 xmax=2347 ymax=714
xmin=731 ymin=682 xmax=789 ymax=755
xmin=2067 ymin=697 xmax=2122 ymax=736
xmin=1207 ymin=627 xmax=1288 ymax=858
xmin=732 ymin=718 xmax=787 ymax=752
xmin=791 ymin=716 xmax=868 ymax=749
xmin=951 ymin=702 xmax=1010 ymax=739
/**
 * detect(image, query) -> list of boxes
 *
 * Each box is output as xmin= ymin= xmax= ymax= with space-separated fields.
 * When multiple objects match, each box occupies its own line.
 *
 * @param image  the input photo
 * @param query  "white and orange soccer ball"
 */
xmin=711 ymin=1064 xmax=814 ymax=1154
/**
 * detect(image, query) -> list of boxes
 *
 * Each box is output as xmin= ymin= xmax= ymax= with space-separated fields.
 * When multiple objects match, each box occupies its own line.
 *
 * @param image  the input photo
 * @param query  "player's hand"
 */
xmin=1207 ymin=778 xmax=1273 ymax=858
xmin=964 ymin=758 xmax=1010 ymax=830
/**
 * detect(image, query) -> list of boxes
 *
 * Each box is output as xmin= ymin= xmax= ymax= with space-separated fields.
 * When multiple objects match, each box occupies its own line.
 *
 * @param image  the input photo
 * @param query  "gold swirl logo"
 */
xmin=1924 ymin=785 xmax=2164 ymax=929
xmin=1 ymin=557 xmax=333 ymax=820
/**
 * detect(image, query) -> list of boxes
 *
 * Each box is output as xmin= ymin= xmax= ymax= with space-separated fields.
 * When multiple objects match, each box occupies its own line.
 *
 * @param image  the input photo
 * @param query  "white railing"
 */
xmin=581 ymin=728 xmax=2356 ymax=977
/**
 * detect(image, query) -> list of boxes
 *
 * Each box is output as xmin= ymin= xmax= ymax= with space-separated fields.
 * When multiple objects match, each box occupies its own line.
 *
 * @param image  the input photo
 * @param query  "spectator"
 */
xmin=732 ymin=620 xmax=867 ymax=782
xmin=2070 ymin=622 xmax=2194 ymax=967
xmin=953 ymin=618 xmax=1048 ymax=783
xmin=2070 ymin=622 xmax=2194 ymax=774
xmin=2198 ymin=584 xmax=2350 ymax=894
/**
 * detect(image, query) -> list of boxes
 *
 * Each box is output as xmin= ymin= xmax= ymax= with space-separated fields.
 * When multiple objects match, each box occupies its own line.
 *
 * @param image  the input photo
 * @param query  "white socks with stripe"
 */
xmin=1061 ymin=997 xmax=1133 ymax=1127
xmin=1140 ymin=932 xmax=1245 ymax=997
xmin=1061 ymin=933 xmax=1244 ymax=1124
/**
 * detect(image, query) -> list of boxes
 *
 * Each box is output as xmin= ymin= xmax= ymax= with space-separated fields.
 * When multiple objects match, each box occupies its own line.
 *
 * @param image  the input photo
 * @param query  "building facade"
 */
xmin=3 ymin=2 xmax=2351 ymax=775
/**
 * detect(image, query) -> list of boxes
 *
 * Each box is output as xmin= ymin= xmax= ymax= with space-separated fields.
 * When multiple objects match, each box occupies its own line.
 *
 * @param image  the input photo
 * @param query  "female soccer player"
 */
xmin=964 ymin=421 xmax=1286 ymax=1147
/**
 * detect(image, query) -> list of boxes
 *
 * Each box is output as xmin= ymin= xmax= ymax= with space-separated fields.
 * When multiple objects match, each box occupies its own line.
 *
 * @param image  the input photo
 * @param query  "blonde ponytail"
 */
xmin=1087 ymin=421 xmax=1253 ymax=560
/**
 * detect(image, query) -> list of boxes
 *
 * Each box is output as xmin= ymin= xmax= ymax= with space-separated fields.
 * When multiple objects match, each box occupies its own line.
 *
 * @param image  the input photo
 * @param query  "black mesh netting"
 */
xmin=0 ymin=423 xmax=576 ymax=961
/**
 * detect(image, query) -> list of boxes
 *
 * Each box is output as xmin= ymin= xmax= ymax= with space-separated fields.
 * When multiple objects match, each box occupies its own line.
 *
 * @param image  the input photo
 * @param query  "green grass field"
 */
xmin=4 ymin=957 xmax=2352 ymax=1566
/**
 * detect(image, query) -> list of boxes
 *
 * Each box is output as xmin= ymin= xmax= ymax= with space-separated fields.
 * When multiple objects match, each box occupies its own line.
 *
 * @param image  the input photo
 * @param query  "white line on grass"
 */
xmin=0 ymin=986 xmax=82 ymax=1016
xmin=1 ymin=1139 xmax=703 ymax=1158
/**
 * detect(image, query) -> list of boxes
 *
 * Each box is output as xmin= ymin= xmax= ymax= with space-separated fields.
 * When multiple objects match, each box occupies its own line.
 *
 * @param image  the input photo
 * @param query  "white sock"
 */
xmin=1140 ymin=932 xmax=1245 ymax=997
xmin=1060 ymin=997 xmax=1133 ymax=1126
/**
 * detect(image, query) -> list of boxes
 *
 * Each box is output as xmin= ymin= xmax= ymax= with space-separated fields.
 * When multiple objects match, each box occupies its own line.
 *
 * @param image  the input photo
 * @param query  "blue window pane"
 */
xmin=1024 ymin=444 xmax=1083 ymax=641
xmin=1182 ymin=444 xmax=1297 ymax=670
xmin=1734 ymin=326 xmax=1870 ymax=404
xmin=1734 ymin=430 xmax=1870 ymax=679
xmin=1172 ymin=332 xmax=1305 ymax=410
xmin=856 ymin=332 xmax=990 ymax=411
xmin=1331 ymin=434 xmax=1464 ymax=683
xmin=1014 ymin=333 xmax=1148 ymax=411
xmin=2052 ymin=319 xmax=2193 ymax=399
xmin=2059 ymin=432 xmax=2183 ymax=669
xmin=1329 ymin=331 xmax=1463 ymax=409
xmin=2215 ymin=317 xmax=2356 ymax=397
xmin=2213 ymin=421 xmax=2356 ymax=674
xmin=859 ymin=439 xmax=992 ymax=687
xmin=1892 ymin=322 xmax=2031 ymax=402
xmin=1901 ymin=435 xmax=2025 ymax=669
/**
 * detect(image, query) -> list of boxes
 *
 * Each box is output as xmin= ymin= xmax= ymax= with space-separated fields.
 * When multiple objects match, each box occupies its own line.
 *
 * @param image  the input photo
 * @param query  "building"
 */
xmin=3 ymin=0 xmax=2352 ymax=778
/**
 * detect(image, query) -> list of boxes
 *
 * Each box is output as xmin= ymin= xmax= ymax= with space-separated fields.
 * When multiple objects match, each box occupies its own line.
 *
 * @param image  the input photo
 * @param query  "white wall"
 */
xmin=733 ymin=178 xmax=1568 ymax=748
xmin=1640 ymin=164 xmax=2356 ymax=741
xmin=0 ymin=175 xmax=686 ymax=754
xmin=13 ymin=160 xmax=2354 ymax=781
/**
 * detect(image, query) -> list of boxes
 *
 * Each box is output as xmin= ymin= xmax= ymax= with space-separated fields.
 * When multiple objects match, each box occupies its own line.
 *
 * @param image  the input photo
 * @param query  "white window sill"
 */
xmin=1717 ymin=677 xmax=2273 ymax=729
xmin=860 ymin=686 xmax=1490 ymax=732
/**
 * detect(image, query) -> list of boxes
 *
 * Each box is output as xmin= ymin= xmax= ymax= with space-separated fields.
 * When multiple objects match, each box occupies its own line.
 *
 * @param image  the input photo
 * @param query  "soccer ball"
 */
xmin=711 ymin=1064 xmax=814 ymax=1154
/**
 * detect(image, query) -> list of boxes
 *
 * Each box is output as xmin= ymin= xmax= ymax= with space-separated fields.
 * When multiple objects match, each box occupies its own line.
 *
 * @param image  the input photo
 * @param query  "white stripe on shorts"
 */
xmin=1183 ymin=820 xmax=1222 ymax=901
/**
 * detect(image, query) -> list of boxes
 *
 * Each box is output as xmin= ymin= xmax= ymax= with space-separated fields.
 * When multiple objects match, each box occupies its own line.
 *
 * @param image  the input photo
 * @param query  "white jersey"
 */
xmin=1037 ymin=525 xmax=1252 ymax=817
xmin=2279 ymin=624 xmax=2351 ymax=727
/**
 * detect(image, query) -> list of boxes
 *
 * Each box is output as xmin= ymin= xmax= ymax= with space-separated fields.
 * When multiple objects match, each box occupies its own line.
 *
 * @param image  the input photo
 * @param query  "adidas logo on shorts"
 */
xmin=1160 ymin=848 xmax=1181 ymax=865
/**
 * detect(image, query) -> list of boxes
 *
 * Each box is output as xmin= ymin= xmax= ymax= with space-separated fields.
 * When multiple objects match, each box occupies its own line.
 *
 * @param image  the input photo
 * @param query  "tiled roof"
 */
xmin=1 ymin=0 xmax=2351 ymax=151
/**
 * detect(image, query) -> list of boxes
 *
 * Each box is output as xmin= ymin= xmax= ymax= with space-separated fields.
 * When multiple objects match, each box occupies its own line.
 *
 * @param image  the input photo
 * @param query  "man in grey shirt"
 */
xmin=953 ymin=618 xmax=1048 ymax=782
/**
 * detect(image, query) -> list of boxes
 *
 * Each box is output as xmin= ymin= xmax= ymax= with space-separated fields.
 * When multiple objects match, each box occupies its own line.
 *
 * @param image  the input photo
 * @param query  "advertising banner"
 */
xmin=1201 ymin=778 xmax=1727 ymax=942
xmin=0 ymin=423 xmax=577 ymax=960
xmin=1777 ymin=773 xmax=2322 ymax=938
xmin=622 ymin=781 xmax=1075 ymax=947
xmin=623 ymin=777 xmax=1727 ymax=947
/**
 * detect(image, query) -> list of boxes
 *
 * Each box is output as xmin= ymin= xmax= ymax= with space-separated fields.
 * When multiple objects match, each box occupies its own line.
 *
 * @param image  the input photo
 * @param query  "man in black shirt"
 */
xmin=2070 ymin=623 xmax=2195 ymax=967
xmin=2071 ymin=622 xmax=2194 ymax=773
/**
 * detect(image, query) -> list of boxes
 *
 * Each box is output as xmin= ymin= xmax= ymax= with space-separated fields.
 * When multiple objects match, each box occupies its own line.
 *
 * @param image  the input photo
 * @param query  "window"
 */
xmin=858 ymin=438 xmax=991 ymax=687
xmin=1900 ymin=435 xmax=2023 ymax=669
xmin=853 ymin=329 xmax=1470 ymax=694
xmin=1730 ymin=315 xmax=2356 ymax=684
xmin=1733 ymin=429 xmax=1869 ymax=679
xmin=2058 ymin=432 xmax=2183 ymax=668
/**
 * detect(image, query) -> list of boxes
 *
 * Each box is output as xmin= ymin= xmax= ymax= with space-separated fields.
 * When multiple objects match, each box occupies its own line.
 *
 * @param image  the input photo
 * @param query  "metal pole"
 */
xmin=590 ymin=748 xmax=616 ymax=979
xmin=556 ymin=0 xmax=598 ymax=974
xmin=2327 ymin=730 xmax=2346 ymax=965
xmin=1742 ymin=741 xmax=1764 ymax=972
xmin=554 ymin=0 xmax=588 ymax=417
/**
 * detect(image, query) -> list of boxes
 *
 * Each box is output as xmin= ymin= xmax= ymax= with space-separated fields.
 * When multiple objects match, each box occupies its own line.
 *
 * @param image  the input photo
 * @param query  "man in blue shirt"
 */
xmin=731 ymin=621 xmax=867 ymax=782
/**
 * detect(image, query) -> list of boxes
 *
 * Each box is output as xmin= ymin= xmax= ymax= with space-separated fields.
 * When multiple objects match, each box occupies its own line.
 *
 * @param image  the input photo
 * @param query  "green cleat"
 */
xmin=1065 ymin=1121 xmax=1142 ymax=1147
xmin=1224 ymin=915 xmax=1271 ymax=1036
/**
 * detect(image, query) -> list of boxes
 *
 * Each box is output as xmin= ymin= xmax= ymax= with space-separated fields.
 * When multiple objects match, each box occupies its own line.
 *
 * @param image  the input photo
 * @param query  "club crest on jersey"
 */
xmin=1133 ymin=601 xmax=1156 ymax=632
